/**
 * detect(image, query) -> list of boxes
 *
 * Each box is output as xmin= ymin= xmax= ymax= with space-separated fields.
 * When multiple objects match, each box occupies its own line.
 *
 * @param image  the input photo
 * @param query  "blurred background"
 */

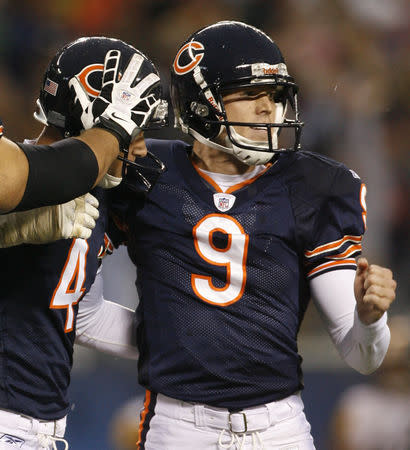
xmin=1 ymin=0 xmax=409 ymax=448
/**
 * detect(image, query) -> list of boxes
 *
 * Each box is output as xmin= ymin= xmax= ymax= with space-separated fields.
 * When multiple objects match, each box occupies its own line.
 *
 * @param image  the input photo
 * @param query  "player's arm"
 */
xmin=310 ymin=268 xmax=393 ymax=374
xmin=0 ymin=126 xmax=117 ymax=214
xmin=305 ymin=167 xmax=396 ymax=373
xmin=75 ymin=266 xmax=138 ymax=359
xmin=0 ymin=135 xmax=30 ymax=213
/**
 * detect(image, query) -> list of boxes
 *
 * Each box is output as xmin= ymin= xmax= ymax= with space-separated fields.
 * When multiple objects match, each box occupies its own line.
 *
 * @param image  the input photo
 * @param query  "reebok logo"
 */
xmin=0 ymin=434 xmax=25 ymax=446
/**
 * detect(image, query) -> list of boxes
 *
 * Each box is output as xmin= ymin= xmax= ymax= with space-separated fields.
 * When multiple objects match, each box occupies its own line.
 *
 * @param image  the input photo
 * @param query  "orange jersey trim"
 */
xmin=192 ymin=164 xmax=222 ymax=192
xmin=360 ymin=183 xmax=367 ymax=230
xmin=226 ymin=164 xmax=272 ymax=194
xmin=136 ymin=390 xmax=152 ymax=448
xmin=307 ymin=258 xmax=356 ymax=277
xmin=329 ymin=244 xmax=362 ymax=260
xmin=304 ymin=235 xmax=362 ymax=258
xmin=192 ymin=162 xmax=272 ymax=194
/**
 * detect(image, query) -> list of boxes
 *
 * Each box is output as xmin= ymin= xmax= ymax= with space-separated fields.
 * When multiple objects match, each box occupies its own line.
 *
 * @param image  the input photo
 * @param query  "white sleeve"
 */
xmin=309 ymin=269 xmax=390 ymax=374
xmin=75 ymin=266 xmax=138 ymax=360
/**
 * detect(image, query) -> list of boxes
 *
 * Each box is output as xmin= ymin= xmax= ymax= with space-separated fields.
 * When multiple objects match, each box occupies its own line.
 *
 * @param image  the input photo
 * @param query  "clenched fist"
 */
xmin=354 ymin=257 xmax=397 ymax=325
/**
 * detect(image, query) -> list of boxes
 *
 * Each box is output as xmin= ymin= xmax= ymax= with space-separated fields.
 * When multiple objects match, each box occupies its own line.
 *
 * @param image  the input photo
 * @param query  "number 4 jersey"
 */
xmin=110 ymin=139 xmax=366 ymax=410
xmin=0 ymin=188 xmax=108 ymax=420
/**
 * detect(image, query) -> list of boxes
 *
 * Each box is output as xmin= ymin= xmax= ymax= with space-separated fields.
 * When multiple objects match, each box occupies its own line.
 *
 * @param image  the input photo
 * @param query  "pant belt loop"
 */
xmin=267 ymin=402 xmax=277 ymax=426
xmin=229 ymin=412 xmax=248 ymax=433
xmin=194 ymin=404 xmax=207 ymax=427
xmin=29 ymin=417 xmax=39 ymax=434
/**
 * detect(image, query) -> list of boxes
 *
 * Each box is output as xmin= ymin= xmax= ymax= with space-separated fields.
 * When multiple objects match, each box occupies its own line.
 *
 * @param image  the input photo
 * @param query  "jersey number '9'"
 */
xmin=191 ymin=214 xmax=249 ymax=306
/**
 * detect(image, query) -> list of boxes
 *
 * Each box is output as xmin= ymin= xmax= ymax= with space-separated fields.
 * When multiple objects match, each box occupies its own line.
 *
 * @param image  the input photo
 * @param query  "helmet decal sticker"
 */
xmin=76 ymin=63 xmax=104 ymax=97
xmin=173 ymin=41 xmax=205 ymax=75
xmin=250 ymin=62 xmax=289 ymax=77
xmin=43 ymin=78 xmax=59 ymax=96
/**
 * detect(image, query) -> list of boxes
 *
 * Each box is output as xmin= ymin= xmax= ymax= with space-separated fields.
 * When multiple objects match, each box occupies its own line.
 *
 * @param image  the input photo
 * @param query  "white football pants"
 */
xmin=0 ymin=409 xmax=67 ymax=449
xmin=137 ymin=392 xmax=315 ymax=449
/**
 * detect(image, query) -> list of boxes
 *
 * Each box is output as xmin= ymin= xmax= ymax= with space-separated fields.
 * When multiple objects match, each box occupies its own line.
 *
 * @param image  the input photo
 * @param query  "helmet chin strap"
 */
xmin=189 ymin=126 xmax=275 ymax=166
xmin=228 ymin=129 xmax=278 ymax=166
xmin=225 ymin=134 xmax=278 ymax=166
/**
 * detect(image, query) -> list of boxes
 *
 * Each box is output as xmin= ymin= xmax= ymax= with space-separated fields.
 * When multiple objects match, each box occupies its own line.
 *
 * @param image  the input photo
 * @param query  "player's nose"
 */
xmin=255 ymin=93 xmax=273 ymax=116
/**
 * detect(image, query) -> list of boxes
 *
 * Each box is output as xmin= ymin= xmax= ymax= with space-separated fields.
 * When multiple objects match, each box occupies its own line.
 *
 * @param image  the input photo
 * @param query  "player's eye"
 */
xmin=270 ymin=86 xmax=286 ymax=103
xmin=267 ymin=92 xmax=276 ymax=102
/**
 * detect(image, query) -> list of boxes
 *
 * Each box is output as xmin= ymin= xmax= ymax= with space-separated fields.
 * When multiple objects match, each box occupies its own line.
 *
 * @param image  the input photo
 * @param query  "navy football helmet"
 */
xmin=171 ymin=21 xmax=303 ymax=165
xmin=35 ymin=36 xmax=166 ymax=191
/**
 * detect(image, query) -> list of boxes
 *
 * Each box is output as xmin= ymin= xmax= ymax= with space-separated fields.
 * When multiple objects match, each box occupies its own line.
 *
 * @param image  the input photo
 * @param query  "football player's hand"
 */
xmin=95 ymin=49 xmax=161 ymax=148
xmin=0 ymin=193 xmax=99 ymax=247
xmin=354 ymin=257 xmax=397 ymax=325
xmin=68 ymin=75 xmax=95 ymax=131
xmin=59 ymin=193 xmax=99 ymax=239
xmin=69 ymin=50 xmax=160 ymax=148
xmin=68 ymin=50 xmax=121 ymax=131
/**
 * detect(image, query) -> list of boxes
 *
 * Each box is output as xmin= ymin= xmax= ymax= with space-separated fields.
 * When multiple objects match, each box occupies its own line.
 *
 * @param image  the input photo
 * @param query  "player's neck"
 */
xmin=192 ymin=141 xmax=254 ymax=175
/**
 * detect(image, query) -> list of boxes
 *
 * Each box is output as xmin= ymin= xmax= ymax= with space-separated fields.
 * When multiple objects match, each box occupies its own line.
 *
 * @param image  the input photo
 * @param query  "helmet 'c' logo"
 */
xmin=173 ymin=41 xmax=204 ymax=75
xmin=76 ymin=63 xmax=104 ymax=97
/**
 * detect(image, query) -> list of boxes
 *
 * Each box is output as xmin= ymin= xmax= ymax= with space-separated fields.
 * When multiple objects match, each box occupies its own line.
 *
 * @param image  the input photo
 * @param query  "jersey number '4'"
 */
xmin=50 ymin=239 xmax=89 ymax=332
xmin=191 ymin=214 xmax=249 ymax=306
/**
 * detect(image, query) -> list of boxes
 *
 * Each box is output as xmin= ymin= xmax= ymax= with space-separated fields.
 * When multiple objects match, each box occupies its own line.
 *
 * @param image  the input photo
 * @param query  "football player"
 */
xmin=0 ymin=37 xmax=166 ymax=449
xmin=108 ymin=21 xmax=397 ymax=449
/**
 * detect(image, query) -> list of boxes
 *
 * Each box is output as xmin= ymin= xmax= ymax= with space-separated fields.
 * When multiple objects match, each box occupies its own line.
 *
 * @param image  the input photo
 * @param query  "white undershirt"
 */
xmin=198 ymin=165 xmax=267 ymax=192
xmin=310 ymin=269 xmax=389 ymax=374
xmin=75 ymin=266 xmax=138 ymax=360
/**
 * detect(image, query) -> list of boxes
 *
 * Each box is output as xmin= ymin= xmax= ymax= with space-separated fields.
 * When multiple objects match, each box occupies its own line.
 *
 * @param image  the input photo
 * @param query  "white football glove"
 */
xmin=69 ymin=49 xmax=161 ymax=148
xmin=0 ymin=193 xmax=99 ymax=247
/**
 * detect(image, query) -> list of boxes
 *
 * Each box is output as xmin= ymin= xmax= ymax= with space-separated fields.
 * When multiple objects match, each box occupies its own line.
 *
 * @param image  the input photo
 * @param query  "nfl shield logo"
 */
xmin=213 ymin=193 xmax=236 ymax=212
xmin=120 ymin=90 xmax=132 ymax=102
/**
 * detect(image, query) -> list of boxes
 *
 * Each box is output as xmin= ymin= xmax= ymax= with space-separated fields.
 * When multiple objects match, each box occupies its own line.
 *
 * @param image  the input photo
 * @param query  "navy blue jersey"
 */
xmin=111 ymin=139 xmax=366 ymax=409
xmin=0 ymin=188 xmax=108 ymax=420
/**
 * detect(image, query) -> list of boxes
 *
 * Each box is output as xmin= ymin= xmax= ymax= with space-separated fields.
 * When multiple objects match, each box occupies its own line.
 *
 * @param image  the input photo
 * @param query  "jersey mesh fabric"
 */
xmin=0 ymin=188 xmax=107 ymax=419
xmin=111 ymin=139 xmax=364 ymax=409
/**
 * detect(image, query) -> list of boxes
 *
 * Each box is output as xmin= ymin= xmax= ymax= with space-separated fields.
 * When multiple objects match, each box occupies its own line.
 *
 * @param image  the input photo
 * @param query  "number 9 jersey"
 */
xmin=110 ymin=139 xmax=366 ymax=410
